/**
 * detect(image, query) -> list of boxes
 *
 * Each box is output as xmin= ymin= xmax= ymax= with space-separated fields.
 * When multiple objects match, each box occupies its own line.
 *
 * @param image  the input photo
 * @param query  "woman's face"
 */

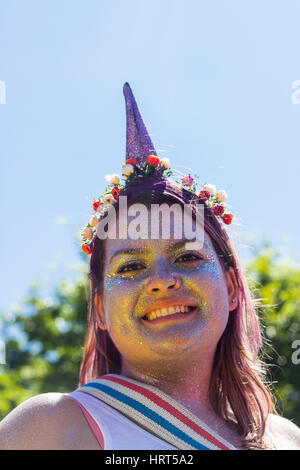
xmin=98 ymin=206 xmax=237 ymax=371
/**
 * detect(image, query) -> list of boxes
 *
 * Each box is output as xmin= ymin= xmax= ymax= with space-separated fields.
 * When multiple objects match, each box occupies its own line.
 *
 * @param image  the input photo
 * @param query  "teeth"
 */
xmin=145 ymin=305 xmax=194 ymax=321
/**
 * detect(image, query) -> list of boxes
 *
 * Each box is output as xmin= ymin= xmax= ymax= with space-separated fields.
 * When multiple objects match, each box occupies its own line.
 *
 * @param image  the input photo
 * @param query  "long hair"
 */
xmin=79 ymin=177 xmax=276 ymax=449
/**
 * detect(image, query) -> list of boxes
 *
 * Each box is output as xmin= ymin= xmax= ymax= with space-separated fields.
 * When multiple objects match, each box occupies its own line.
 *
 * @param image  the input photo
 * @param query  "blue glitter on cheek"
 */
xmin=104 ymin=273 xmax=122 ymax=293
xmin=104 ymin=272 xmax=137 ymax=294
xmin=198 ymin=241 xmax=225 ymax=281
xmin=179 ymin=253 xmax=223 ymax=286
xmin=197 ymin=256 xmax=223 ymax=281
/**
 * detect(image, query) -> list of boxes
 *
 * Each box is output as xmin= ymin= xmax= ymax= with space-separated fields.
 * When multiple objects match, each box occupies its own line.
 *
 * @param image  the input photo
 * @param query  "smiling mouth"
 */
xmin=142 ymin=305 xmax=197 ymax=322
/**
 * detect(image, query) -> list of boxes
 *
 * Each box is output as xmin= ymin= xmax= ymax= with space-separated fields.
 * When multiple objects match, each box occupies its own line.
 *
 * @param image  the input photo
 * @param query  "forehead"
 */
xmin=105 ymin=232 xmax=212 ymax=258
xmin=104 ymin=205 xmax=214 ymax=261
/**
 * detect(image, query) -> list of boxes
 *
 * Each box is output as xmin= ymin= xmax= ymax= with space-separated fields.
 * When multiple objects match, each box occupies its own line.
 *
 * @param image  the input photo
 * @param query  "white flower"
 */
xmin=203 ymin=183 xmax=216 ymax=196
xmin=182 ymin=174 xmax=194 ymax=187
xmin=89 ymin=215 xmax=99 ymax=227
xmin=216 ymin=189 xmax=228 ymax=202
xmin=121 ymin=164 xmax=134 ymax=176
xmin=161 ymin=158 xmax=171 ymax=169
xmin=105 ymin=174 xmax=120 ymax=185
xmin=104 ymin=193 xmax=115 ymax=205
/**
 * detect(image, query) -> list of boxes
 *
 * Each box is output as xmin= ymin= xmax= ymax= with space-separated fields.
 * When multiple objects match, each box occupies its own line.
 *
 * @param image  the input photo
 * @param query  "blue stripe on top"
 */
xmin=81 ymin=381 xmax=209 ymax=450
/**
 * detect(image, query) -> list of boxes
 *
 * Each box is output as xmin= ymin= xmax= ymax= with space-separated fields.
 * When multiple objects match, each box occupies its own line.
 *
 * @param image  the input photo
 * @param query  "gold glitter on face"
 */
xmin=101 ymin=208 xmax=231 ymax=371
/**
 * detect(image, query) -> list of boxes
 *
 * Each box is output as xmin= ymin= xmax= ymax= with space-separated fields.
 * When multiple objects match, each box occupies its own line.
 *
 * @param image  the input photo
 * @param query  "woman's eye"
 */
xmin=118 ymin=262 xmax=145 ymax=273
xmin=175 ymin=252 xmax=202 ymax=263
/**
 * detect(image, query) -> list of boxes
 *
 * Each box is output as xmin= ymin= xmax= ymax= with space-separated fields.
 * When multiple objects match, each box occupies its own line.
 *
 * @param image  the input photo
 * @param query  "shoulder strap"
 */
xmin=76 ymin=374 xmax=236 ymax=450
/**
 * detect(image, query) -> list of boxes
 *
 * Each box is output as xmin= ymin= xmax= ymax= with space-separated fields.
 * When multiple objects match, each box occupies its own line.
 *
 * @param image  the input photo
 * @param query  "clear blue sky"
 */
xmin=1 ymin=1 xmax=300 ymax=313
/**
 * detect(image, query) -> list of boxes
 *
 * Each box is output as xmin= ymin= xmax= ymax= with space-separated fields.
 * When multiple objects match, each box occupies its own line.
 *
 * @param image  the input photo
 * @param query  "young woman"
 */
xmin=0 ymin=84 xmax=299 ymax=450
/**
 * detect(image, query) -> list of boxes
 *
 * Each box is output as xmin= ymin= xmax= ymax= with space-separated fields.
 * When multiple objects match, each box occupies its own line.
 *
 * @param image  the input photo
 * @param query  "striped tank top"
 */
xmin=68 ymin=389 xmax=177 ymax=450
xmin=67 ymin=375 xmax=288 ymax=450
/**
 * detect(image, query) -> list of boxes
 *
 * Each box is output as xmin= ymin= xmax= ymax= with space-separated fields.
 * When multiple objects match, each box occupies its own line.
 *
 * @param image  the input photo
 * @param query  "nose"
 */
xmin=146 ymin=265 xmax=181 ymax=294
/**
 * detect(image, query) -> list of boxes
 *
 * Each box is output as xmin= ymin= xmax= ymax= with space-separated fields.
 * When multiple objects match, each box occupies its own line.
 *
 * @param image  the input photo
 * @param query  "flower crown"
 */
xmin=80 ymin=155 xmax=234 ymax=255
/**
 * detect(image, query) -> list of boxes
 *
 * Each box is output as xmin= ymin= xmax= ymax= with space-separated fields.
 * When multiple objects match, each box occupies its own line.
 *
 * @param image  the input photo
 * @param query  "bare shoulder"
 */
xmin=266 ymin=413 xmax=300 ymax=450
xmin=0 ymin=392 xmax=101 ymax=450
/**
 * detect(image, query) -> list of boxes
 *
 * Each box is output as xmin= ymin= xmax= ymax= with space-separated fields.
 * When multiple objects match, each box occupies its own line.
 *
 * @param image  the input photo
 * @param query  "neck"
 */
xmin=120 ymin=351 xmax=216 ymax=420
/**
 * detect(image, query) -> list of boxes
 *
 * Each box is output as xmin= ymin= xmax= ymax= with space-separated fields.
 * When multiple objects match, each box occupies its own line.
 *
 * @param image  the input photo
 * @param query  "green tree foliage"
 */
xmin=247 ymin=243 xmax=300 ymax=425
xmin=0 ymin=278 xmax=89 ymax=419
xmin=0 ymin=244 xmax=299 ymax=425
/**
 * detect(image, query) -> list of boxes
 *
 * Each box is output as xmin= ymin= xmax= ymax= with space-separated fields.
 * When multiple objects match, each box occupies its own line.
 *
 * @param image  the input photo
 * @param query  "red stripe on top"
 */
xmin=100 ymin=375 xmax=230 ymax=450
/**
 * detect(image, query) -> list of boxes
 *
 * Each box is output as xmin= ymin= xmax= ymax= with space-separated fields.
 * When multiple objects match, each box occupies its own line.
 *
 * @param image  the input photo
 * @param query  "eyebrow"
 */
xmin=109 ymin=239 xmax=203 ymax=264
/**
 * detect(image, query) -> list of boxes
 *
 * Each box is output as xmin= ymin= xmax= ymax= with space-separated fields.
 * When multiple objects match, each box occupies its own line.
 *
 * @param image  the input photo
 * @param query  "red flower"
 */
xmin=82 ymin=243 xmax=92 ymax=255
xmin=93 ymin=200 xmax=102 ymax=211
xmin=125 ymin=158 xmax=137 ymax=166
xmin=222 ymin=213 xmax=234 ymax=225
xmin=199 ymin=190 xmax=210 ymax=202
xmin=112 ymin=186 xmax=121 ymax=200
xmin=213 ymin=205 xmax=225 ymax=217
xmin=146 ymin=155 xmax=160 ymax=167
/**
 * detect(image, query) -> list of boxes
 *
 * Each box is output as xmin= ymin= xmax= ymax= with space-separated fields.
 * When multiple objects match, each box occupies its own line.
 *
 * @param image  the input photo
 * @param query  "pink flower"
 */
xmin=181 ymin=174 xmax=194 ymax=187
xmin=82 ymin=227 xmax=94 ymax=240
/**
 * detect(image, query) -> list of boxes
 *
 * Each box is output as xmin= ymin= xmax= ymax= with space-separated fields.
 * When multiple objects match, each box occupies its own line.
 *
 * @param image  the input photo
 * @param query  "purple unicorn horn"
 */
xmin=123 ymin=82 xmax=158 ymax=165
